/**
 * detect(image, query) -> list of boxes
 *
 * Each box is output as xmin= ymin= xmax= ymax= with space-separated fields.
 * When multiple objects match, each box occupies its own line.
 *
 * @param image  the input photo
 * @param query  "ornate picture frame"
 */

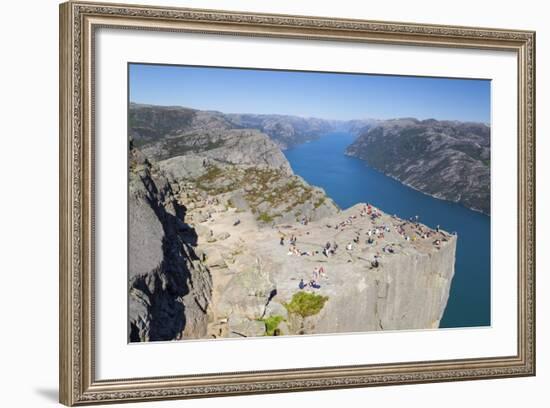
xmin=59 ymin=1 xmax=536 ymax=405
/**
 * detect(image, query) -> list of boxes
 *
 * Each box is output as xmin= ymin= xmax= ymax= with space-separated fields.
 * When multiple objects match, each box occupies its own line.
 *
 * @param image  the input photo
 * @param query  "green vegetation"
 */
xmin=191 ymin=164 xmax=327 ymax=217
xmin=313 ymin=196 xmax=326 ymax=209
xmin=197 ymin=165 xmax=223 ymax=183
xmin=195 ymin=166 xmax=236 ymax=194
xmin=259 ymin=315 xmax=285 ymax=336
xmin=257 ymin=212 xmax=275 ymax=223
xmin=284 ymin=292 xmax=328 ymax=318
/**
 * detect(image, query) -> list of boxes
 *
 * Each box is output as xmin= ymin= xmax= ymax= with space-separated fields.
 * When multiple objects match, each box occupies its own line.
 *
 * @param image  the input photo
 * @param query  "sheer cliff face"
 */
xmin=308 ymin=233 xmax=457 ymax=333
xmin=346 ymin=119 xmax=491 ymax=214
xmin=128 ymin=147 xmax=212 ymax=342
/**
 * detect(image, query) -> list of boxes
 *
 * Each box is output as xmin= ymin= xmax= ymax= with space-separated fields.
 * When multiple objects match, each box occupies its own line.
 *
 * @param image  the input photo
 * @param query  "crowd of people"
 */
xmin=393 ymin=216 xmax=449 ymax=248
xmin=276 ymin=203 xmax=449 ymax=294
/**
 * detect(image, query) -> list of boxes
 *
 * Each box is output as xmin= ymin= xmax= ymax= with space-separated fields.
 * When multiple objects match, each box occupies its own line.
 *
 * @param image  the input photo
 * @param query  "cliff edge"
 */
xmin=128 ymin=118 xmax=458 ymax=340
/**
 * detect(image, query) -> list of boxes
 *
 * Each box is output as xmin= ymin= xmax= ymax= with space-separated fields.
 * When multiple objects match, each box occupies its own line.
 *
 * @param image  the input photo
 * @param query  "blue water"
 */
xmin=284 ymin=132 xmax=490 ymax=328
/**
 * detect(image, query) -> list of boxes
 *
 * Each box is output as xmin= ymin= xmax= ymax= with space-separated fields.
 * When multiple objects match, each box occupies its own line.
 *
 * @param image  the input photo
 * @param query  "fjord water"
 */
xmin=284 ymin=132 xmax=490 ymax=328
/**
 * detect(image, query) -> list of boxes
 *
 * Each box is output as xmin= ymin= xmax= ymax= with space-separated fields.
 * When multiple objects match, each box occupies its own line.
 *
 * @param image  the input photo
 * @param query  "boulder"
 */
xmin=215 ymin=231 xmax=231 ymax=241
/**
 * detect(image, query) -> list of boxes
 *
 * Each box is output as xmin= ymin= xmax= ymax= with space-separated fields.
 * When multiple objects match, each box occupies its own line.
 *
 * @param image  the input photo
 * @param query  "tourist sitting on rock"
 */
xmin=309 ymin=280 xmax=321 ymax=289
xmin=299 ymin=279 xmax=306 ymax=290
xmin=371 ymin=259 xmax=379 ymax=268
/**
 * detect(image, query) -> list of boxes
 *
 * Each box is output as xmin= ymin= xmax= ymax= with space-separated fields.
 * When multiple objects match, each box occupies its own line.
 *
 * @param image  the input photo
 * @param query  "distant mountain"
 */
xmin=346 ymin=118 xmax=490 ymax=214
xmin=129 ymin=103 xmax=233 ymax=159
xmin=129 ymin=103 xmax=345 ymax=153
xmin=225 ymin=113 xmax=342 ymax=149
xmin=345 ymin=118 xmax=381 ymax=135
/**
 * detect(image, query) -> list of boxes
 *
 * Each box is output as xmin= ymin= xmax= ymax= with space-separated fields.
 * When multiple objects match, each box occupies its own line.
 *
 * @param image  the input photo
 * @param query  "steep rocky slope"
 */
xmin=128 ymin=145 xmax=212 ymax=342
xmin=346 ymin=118 xmax=491 ymax=214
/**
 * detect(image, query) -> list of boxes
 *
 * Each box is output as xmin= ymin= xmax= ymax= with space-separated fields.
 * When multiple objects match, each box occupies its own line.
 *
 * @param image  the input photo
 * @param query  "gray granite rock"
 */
xmin=128 ymin=146 xmax=212 ymax=342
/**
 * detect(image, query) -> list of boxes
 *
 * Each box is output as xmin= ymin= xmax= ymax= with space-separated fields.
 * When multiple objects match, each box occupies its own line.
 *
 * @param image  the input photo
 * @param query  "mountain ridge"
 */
xmin=345 ymin=118 xmax=491 ymax=214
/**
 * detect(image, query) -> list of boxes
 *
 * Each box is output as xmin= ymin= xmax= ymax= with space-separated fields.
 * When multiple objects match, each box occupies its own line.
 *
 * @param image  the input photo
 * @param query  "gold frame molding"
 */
xmin=59 ymin=1 xmax=536 ymax=405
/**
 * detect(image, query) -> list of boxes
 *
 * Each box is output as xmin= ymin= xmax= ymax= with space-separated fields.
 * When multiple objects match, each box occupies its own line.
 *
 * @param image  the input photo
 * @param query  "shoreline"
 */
xmin=343 ymin=151 xmax=491 ymax=217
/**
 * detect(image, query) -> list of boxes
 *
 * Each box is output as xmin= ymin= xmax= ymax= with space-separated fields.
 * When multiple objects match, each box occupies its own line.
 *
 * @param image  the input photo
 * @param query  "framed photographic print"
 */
xmin=59 ymin=1 xmax=536 ymax=405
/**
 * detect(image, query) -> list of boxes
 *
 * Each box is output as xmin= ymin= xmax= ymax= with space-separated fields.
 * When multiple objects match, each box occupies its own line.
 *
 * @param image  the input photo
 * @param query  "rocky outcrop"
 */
xmin=184 ymin=199 xmax=457 ymax=338
xmin=154 ymin=129 xmax=293 ymax=175
xmin=159 ymin=161 xmax=338 ymax=226
xmin=128 ymin=106 xmax=459 ymax=341
xmin=305 ymin=227 xmax=456 ymax=333
xmin=346 ymin=119 xmax=490 ymax=214
xmin=128 ymin=145 xmax=212 ymax=342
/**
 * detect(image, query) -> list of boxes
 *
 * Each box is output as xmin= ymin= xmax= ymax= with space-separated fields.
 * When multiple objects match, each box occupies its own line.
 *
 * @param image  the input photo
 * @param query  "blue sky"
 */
xmin=129 ymin=63 xmax=491 ymax=123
